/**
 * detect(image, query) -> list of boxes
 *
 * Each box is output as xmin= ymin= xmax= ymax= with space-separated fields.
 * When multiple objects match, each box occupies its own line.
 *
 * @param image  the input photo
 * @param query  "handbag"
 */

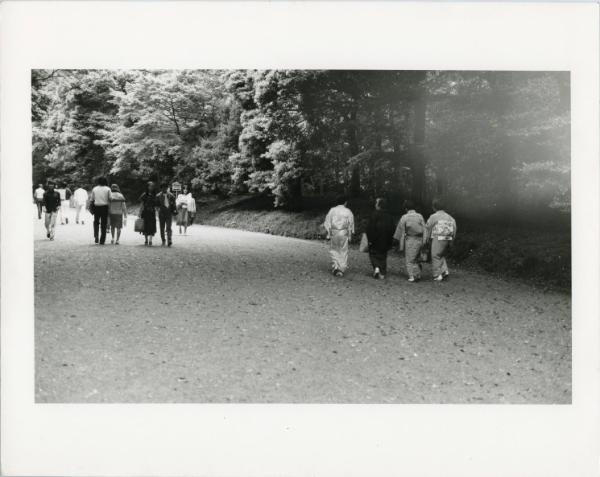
xmin=134 ymin=217 xmax=145 ymax=233
xmin=420 ymin=243 xmax=431 ymax=263
xmin=359 ymin=233 xmax=369 ymax=253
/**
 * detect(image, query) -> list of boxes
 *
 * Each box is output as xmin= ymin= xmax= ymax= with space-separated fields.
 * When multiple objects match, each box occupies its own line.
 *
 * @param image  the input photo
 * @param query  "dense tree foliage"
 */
xmin=32 ymin=69 xmax=570 ymax=218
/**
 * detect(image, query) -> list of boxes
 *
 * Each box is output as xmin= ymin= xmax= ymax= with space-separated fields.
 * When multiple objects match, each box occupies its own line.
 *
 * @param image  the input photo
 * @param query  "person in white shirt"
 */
xmin=90 ymin=176 xmax=112 ymax=245
xmin=73 ymin=185 xmax=89 ymax=225
xmin=33 ymin=184 xmax=45 ymax=219
xmin=55 ymin=185 xmax=67 ymax=224
xmin=175 ymin=185 xmax=194 ymax=235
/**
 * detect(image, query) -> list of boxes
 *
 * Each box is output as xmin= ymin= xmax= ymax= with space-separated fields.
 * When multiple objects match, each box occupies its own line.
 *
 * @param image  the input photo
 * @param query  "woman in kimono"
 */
xmin=425 ymin=198 xmax=457 ymax=281
xmin=323 ymin=196 xmax=355 ymax=277
xmin=365 ymin=198 xmax=395 ymax=279
xmin=394 ymin=199 xmax=426 ymax=282
xmin=138 ymin=181 xmax=158 ymax=246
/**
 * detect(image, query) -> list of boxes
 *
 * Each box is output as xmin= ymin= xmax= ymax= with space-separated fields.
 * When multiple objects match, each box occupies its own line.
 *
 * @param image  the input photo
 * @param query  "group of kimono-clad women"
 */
xmin=323 ymin=196 xmax=457 ymax=282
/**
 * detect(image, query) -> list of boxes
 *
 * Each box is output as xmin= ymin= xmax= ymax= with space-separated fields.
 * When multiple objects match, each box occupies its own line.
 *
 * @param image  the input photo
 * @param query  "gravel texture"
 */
xmin=35 ymin=210 xmax=571 ymax=403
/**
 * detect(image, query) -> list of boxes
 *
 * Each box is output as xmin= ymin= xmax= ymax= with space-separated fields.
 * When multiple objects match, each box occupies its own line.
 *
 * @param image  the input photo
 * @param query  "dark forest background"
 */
xmin=32 ymin=70 xmax=571 ymax=288
xmin=32 ymin=70 xmax=569 ymax=218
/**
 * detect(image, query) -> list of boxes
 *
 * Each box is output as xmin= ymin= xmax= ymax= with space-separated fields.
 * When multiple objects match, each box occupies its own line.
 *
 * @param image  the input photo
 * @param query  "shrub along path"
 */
xmin=35 ymin=209 xmax=571 ymax=403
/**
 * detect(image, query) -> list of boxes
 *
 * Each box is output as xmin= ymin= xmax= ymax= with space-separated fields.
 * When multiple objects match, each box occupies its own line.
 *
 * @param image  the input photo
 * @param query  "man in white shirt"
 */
xmin=33 ymin=184 xmax=45 ymax=219
xmin=73 ymin=185 xmax=89 ymax=225
xmin=90 ymin=177 xmax=111 ymax=245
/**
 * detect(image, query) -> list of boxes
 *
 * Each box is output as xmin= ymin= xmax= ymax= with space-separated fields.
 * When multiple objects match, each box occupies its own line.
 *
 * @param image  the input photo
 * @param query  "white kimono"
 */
xmin=323 ymin=205 xmax=355 ymax=272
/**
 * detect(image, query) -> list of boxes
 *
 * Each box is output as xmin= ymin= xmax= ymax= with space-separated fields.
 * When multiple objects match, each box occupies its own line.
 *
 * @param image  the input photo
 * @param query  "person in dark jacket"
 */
xmin=138 ymin=181 xmax=158 ymax=246
xmin=156 ymin=182 xmax=177 ymax=247
xmin=42 ymin=181 xmax=61 ymax=240
xmin=365 ymin=197 xmax=395 ymax=279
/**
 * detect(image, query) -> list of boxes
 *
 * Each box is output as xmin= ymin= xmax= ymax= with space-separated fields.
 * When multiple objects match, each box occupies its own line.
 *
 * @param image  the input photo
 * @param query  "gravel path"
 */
xmin=34 ymin=209 xmax=571 ymax=403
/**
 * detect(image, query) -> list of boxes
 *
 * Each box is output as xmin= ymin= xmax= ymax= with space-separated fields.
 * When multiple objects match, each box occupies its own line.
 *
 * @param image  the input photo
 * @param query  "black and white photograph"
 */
xmin=2 ymin=2 xmax=599 ymax=476
xmin=32 ymin=69 xmax=572 ymax=404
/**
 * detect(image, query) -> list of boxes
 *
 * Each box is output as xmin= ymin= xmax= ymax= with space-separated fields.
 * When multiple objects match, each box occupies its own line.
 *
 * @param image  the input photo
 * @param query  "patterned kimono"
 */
xmin=323 ymin=205 xmax=355 ymax=273
xmin=394 ymin=210 xmax=426 ymax=279
xmin=425 ymin=210 xmax=457 ymax=278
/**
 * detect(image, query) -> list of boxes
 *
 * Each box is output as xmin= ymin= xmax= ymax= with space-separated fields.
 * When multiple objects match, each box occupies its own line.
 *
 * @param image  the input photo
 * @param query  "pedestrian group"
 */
xmin=324 ymin=196 xmax=457 ymax=282
xmin=35 ymin=178 xmax=196 ymax=247
xmin=37 ymin=179 xmax=455 ymax=281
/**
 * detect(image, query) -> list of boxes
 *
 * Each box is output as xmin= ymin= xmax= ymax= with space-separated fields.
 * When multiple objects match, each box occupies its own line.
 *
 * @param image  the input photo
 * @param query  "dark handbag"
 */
xmin=420 ymin=243 xmax=431 ymax=263
xmin=134 ymin=217 xmax=145 ymax=233
xmin=88 ymin=199 xmax=96 ymax=215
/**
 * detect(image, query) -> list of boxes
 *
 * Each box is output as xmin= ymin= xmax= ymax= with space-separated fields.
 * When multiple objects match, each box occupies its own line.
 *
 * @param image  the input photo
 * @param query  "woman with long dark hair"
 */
xmin=138 ymin=181 xmax=158 ymax=246
xmin=365 ymin=197 xmax=395 ymax=279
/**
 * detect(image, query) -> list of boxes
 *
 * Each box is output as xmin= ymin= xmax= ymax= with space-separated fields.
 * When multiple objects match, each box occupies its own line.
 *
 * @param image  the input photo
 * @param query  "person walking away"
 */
xmin=394 ymin=199 xmax=427 ymax=282
xmin=108 ymin=184 xmax=127 ymax=245
xmin=68 ymin=185 xmax=75 ymax=209
xmin=426 ymin=198 xmax=457 ymax=281
xmin=33 ymin=184 xmax=45 ymax=219
xmin=186 ymin=189 xmax=196 ymax=227
xmin=156 ymin=182 xmax=176 ymax=247
xmin=55 ymin=184 xmax=67 ymax=224
xmin=73 ymin=185 xmax=89 ymax=224
xmin=323 ymin=196 xmax=354 ymax=277
xmin=176 ymin=185 xmax=193 ymax=235
xmin=365 ymin=198 xmax=395 ymax=279
xmin=90 ymin=177 xmax=111 ymax=245
xmin=42 ymin=182 xmax=61 ymax=240
xmin=138 ymin=181 xmax=158 ymax=246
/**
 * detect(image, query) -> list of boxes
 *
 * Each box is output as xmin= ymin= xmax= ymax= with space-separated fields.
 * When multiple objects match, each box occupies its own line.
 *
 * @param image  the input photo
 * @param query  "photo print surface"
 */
xmin=32 ymin=69 xmax=571 ymax=403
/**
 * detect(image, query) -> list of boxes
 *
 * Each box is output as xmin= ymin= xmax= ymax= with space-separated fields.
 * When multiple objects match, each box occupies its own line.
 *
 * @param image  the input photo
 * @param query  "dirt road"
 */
xmin=34 ymin=209 xmax=571 ymax=403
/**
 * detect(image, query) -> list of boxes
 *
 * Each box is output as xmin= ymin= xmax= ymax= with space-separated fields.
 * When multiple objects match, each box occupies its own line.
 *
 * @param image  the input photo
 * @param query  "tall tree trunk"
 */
xmin=409 ymin=73 xmax=427 ymax=207
xmin=348 ymin=108 xmax=361 ymax=197
xmin=488 ymin=72 xmax=515 ymax=218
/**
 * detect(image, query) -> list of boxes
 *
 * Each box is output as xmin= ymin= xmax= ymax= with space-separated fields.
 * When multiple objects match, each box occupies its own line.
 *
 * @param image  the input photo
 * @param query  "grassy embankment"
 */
xmin=193 ymin=194 xmax=570 ymax=291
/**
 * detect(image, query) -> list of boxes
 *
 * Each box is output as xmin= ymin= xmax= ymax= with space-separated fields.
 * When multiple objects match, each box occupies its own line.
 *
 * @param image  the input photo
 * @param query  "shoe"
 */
xmin=65 ymin=218 xmax=68 ymax=224
xmin=442 ymin=271 xmax=450 ymax=280
xmin=161 ymin=241 xmax=166 ymax=247
xmin=373 ymin=267 xmax=380 ymax=277
xmin=433 ymin=275 xmax=444 ymax=281
xmin=49 ymin=236 xmax=54 ymax=241
xmin=46 ymin=232 xmax=50 ymax=238
xmin=168 ymin=241 xmax=172 ymax=247
xmin=115 ymin=241 xmax=119 ymax=245
xmin=76 ymin=220 xmax=79 ymax=224
xmin=94 ymin=237 xmax=99 ymax=244
xmin=82 ymin=220 xmax=84 ymax=225
xmin=111 ymin=239 xmax=114 ymax=244
xmin=408 ymin=277 xmax=415 ymax=282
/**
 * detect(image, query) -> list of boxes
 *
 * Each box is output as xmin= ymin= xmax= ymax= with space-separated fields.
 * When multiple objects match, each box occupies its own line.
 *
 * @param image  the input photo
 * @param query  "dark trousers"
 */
xmin=93 ymin=205 xmax=109 ymax=244
xmin=369 ymin=249 xmax=388 ymax=275
xmin=159 ymin=210 xmax=173 ymax=243
xmin=36 ymin=199 xmax=43 ymax=219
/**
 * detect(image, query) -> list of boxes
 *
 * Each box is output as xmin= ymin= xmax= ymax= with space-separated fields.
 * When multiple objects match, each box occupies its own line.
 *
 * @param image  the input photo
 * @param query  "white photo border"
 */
xmin=1 ymin=1 xmax=598 ymax=476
